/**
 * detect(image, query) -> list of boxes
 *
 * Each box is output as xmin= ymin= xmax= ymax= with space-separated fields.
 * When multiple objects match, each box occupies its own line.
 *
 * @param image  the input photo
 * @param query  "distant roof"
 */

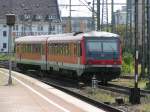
xmin=0 ymin=0 xmax=60 ymax=20
xmin=61 ymin=17 xmax=93 ymax=22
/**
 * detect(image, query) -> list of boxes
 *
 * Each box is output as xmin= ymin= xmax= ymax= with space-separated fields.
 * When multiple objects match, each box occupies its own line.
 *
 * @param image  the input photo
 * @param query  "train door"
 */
xmin=77 ymin=42 xmax=81 ymax=64
xmin=41 ymin=43 xmax=46 ymax=70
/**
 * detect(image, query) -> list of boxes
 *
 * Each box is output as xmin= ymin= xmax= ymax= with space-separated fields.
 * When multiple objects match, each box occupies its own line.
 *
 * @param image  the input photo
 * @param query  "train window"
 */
xmin=51 ymin=44 xmax=54 ymax=55
xmin=29 ymin=44 xmax=32 ymax=53
xmin=32 ymin=44 xmax=34 ymax=53
xmin=28 ymin=44 xmax=31 ymax=53
xmin=87 ymin=41 xmax=102 ymax=52
xmin=74 ymin=43 xmax=77 ymax=56
xmin=31 ymin=44 xmax=40 ymax=53
xmin=62 ymin=44 xmax=65 ymax=56
xmin=49 ymin=44 xmax=51 ymax=54
xmin=16 ymin=44 xmax=19 ymax=53
xmin=60 ymin=44 xmax=62 ymax=55
xmin=54 ymin=44 xmax=56 ymax=55
xmin=23 ymin=44 xmax=25 ymax=53
xmin=77 ymin=43 xmax=81 ymax=57
xmin=64 ymin=44 xmax=66 ymax=56
xmin=22 ymin=44 xmax=24 ymax=53
xmin=67 ymin=44 xmax=70 ymax=56
xmin=57 ymin=44 xmax=59 ymax=55
xmin=103 ymin=41 xmax=117 ymax=52
xmin=24 ymin=44 xmax=26 ymax=53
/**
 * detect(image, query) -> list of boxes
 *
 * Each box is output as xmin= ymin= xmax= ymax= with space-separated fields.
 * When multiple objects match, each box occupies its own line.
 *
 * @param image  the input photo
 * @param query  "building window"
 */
xmin=38 ymin=25 xmax=43 ymax=31
xmin=3 ymin=43 xmax=7 ymax=48
xmin=13 ymin=25 xmax=19 ymax=31
xmin=3 ymin=31 xmax=7 ymax=37
xmin=50 ymin=26 xmax=55 ymax=31
xmin=3 ymin=25 xmax=7 ymax=28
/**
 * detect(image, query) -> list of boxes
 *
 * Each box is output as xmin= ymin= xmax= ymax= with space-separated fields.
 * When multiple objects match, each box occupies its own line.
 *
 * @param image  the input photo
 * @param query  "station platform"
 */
xmin=0 ymin=68 xmax=105 ymax=112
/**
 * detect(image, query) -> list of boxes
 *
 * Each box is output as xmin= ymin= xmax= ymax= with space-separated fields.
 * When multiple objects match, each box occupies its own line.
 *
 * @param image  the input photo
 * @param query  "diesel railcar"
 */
xmin=15 ymin=31 xmax=122 ymax=83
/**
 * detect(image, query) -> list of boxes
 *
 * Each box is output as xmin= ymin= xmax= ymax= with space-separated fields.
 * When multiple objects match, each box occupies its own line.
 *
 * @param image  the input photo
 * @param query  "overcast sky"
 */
xmin=58 ymin=0 xmax=126 ymax=21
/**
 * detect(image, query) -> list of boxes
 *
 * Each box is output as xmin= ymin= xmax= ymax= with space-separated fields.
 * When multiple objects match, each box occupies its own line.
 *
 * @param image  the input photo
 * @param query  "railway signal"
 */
xmin=6 ymin=13 xmax=16 ymax=85
xmin=129 ymin=0 xmax=140 ymax=104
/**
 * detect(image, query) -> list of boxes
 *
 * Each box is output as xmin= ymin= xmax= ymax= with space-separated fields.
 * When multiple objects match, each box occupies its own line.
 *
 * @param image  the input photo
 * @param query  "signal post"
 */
xmin=6 ymin=14 xmax=16 ymax=85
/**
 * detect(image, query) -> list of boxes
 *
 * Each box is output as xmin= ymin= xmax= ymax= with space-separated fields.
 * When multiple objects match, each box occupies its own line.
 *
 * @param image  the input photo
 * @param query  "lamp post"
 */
xmin=69 ymin=0 xmax=72 ymax=33
xmin=6 ymin=14 xmax=16 ymax=85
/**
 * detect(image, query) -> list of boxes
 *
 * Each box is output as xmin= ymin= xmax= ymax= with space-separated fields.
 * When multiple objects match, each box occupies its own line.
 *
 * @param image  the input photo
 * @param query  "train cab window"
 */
xmin=102 ymin=41 xmax=117 ymax=52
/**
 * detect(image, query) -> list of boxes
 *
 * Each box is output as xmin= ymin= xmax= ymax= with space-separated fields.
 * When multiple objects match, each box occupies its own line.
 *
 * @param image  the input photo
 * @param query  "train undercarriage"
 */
xmin=17 ymin=63 xmax=121 ymax=85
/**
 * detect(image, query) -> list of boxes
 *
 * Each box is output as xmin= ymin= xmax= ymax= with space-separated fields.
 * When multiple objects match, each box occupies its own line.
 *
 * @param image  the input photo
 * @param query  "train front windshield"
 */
xmin=86 ymin=39 xmax=119 ymax=60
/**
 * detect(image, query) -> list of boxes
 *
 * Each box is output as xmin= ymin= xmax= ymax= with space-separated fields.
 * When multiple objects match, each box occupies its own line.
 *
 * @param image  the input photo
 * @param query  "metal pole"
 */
xmin=6 ymin=14 xmax=15 ymax=85
xmin=147 ymin=0 xmax=150 ymax=79
xmin=129 ymin=0 xmax=133 ymax=50
xmin=129 ymin=1 xmax=140 ymax=104
xmin=97 ymin=0 xmax=100 ymax=30
xmin=111 ymin=0 xmax=115 ymax=33
xmin=106 ymin=1 xmax=108 ymax=30
xmin=48 ymin=19 xmax=52 ymax=34
xmin=8 ymin=26 xmax=12 ymax=85
xmin=125 ymin=0 xmax=129 ymax=51
xmin=141 ymin=0 xmax=146 ymax=77
xmin=92 ymin=0 xmax=95 ymax=30
xmin=69 ymin=0 xmax=72 ymax=32
xmin=101 ymin=0 xmax=104 ymax=30
xmin=134 ymin=0 xmax=138 ymax=89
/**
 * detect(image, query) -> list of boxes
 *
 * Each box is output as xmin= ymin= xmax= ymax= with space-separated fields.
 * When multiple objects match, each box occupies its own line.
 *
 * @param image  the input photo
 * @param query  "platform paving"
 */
xmin=0 ymin=69 xmax=105 ymax=112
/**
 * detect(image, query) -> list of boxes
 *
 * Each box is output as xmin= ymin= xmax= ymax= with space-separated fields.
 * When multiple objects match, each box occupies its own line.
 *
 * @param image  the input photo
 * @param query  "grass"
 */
xmin=111 ymin=78 xmax=149 ymax=90
xmin=139 ymin=104 xmax=150 ymax=112
xmin=0 ymin=53 xmax=15 ymax=61
xmin=0 ymin=53 xmax=9 ymax=60
xmin=83 ymin=87 xmax=128 ymax=104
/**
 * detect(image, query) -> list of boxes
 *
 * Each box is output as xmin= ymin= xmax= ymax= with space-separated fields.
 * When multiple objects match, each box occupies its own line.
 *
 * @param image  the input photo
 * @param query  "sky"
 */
xmin=58 ymin=0 xmax=126 ymax=22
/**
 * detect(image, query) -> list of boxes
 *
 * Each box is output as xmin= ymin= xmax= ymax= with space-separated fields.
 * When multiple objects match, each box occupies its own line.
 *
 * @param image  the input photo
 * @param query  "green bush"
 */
xmin=122 ymin=52 xmax=134 ymax=74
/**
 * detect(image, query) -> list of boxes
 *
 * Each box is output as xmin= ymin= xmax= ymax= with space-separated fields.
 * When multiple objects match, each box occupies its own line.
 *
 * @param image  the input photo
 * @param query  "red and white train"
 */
xmin=15 ymin=31 xmax=122 ymax=83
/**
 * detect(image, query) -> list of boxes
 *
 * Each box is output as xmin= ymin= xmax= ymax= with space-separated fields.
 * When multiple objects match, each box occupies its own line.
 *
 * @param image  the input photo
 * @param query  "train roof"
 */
xmin=47 ymin=31 xmax=119 ymax=43
xmin=15 ymin=31 xmax=120 ymax=43
xmin=83 ymin=31 xmax=119 ymax=37
xmin=15 ymin=35 xmax=49 ymax=43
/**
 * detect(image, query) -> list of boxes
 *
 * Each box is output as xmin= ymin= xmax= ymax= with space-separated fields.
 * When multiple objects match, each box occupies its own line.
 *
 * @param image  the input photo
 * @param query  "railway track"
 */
xmin=1 ymin=60 xmax=149 ymax=96
xmin=1 ymin=59 xmax=150 ymax=97
xmin=1 ymin=60 xmax=150 ymax=111
xmin=19 ymin=70 xmax=124 ymax=112
xmin=105 ymin=83 xmax=150 ymax=96
xmin=41 ymin=79 xmax=124 ymax=112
